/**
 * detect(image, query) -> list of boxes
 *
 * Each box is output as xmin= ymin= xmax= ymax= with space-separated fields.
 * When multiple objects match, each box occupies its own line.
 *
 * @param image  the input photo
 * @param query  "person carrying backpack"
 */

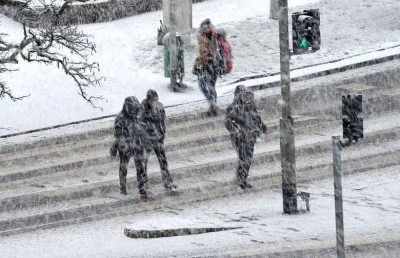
xmin=193 ymin=19 xmax=233 ymax=117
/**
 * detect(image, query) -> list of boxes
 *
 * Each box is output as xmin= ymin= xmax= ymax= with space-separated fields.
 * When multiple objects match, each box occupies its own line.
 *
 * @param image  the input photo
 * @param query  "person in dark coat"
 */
xmin=224 ymin=85 xmax=271 ymax=189
xmin=141 ymin=89 xmax=177 ymax=190
xmin=110 ymin=96 xmax=149 ymax=197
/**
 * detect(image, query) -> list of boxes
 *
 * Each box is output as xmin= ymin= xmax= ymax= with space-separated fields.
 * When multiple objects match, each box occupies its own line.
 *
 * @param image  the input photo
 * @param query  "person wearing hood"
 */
xmin=141 ymin=89 xmax=177 ymax=190
xmin=224 ymin=85 xmax=271 ymax=189
xmin=110 ymin=96 xmax=149 ymax=197
xmin=193 ymin=18 xmax=219 ymax=117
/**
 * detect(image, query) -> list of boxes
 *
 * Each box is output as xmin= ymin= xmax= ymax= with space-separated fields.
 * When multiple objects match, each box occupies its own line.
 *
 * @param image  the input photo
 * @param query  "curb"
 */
xmin=247 ymin=51 xmax=400 ymax=92
xmin=124 ymin=226 xmax=242 ymax=239
xmin=229 ymin=44 xmax=400 ymax=85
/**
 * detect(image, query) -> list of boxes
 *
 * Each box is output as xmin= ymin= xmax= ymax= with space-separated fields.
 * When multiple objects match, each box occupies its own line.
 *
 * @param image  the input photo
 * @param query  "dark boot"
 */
xmin=164 ymin=182 xmax=178 ymax=190
xmin=244 ymin=182 xmax=253 ymax=189
xmin=206 ymin=100 xmax=218 ymax=117
xmin=120 ymin=187 xmax=127 ymax=195
xmin=139 ymin=189 xmax=148 ymax=199
xmin=238 ymin=183 xmax=246 ymax=190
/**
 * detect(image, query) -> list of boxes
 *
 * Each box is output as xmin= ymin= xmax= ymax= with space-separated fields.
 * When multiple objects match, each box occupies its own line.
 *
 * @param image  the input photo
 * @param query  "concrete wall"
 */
xmin=0 ymin=0 xmax=204 ymax=27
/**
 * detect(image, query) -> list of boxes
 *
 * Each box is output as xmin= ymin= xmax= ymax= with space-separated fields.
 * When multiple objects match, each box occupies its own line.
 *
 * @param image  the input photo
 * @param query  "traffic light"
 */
xmin=292 ymin=9 xmax=321 ymax=54
xmin=342 ymin=95 xmax=363 ymax=147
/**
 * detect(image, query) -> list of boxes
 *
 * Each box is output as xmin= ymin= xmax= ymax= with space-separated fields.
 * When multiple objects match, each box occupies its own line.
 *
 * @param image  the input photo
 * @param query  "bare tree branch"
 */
xmin=0 ymin=63 xmax=30 ymax=100
xmin=0 ymin=1 xmax=105 ymax=108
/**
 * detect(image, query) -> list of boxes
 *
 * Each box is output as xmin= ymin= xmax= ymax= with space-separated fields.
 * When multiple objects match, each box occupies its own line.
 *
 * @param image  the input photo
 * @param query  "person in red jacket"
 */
xmin=194 ymin=19 xmax=219 ymax=117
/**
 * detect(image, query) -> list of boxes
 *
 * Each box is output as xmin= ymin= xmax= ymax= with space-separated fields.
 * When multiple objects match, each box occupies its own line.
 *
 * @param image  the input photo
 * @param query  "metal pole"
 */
xmin=270 ymin=0 xmax=280 ymax=20
xmin=169 ymin=0 xmax=178 ymax=91
xmin=332 ymin=135 xmax=345 ymax=258
xmin=279 ymin=0 xmax=297 ymax=214
xmin=188 ymin=0 xmax=192 ymax=29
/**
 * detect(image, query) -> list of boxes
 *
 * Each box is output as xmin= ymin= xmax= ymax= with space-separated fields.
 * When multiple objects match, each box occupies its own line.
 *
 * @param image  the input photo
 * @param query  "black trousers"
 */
xmin=144 ymin=141 xmax=173 ymax=186
xmin=198 ymin=68 xmax=217 ymax=102
xmin=234 ymin=137 xmax=255 ymax=185
xmin=119 ymin=148 xmax=147 ymax=191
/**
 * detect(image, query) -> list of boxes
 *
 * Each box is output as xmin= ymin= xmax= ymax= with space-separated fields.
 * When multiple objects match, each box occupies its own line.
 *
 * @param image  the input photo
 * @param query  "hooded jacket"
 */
xmin=141 ymin=99 xmax=166 ymax=143
xmin=114 ymin=96 xmax=148 ymax=150
xmin=225 ymin=87 xmax=267 ymax=140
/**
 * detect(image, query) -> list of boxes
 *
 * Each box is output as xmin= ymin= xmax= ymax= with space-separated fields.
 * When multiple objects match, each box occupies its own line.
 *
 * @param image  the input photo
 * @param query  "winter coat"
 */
xmin=225 ymin=92 xmax=267 ymax=142
xmin=198 ymin=20 xmax=216 ymax=67
xmin=141 ymin=99 xmax=166 ymax=143
xmin=114 ymin=96 xmax=148 ymax=151
xmin=198 ymin=34 xmax=213 ymax=66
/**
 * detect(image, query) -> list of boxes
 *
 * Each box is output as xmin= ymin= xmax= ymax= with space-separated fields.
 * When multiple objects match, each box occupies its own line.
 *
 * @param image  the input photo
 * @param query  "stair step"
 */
xmin=0 ymin=116 xmax=321 ymax=182
xmin=1 ymin=129 xmax=399 ymax=215
xmin=1 ymin=147 xmax=399 ymax=236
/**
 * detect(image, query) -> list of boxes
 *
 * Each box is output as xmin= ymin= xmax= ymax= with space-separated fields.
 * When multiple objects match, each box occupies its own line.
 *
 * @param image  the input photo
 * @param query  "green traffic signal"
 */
xmin=299 ymin=38 xmax=307 ymax=48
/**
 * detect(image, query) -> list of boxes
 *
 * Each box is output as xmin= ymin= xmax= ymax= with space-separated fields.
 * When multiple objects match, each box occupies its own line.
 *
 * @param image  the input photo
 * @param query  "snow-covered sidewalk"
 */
xmin=1 ymin=0 xmax=400 ymax=136
xmin=0 ymin=164 xmax=399 ymax=258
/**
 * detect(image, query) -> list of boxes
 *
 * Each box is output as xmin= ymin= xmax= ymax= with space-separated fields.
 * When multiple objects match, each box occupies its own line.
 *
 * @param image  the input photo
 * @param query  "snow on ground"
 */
xmin=1 ymin=0 xmax=400 ymax=136
xmin=135 ymin=0 xmax=400 ymax=86
xmin=0 ymin=165 xmax=399 ymax=258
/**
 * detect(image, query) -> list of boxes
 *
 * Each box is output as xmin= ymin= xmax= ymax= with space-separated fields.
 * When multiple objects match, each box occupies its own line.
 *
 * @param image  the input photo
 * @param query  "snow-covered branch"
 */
xmin=0 ymin=63 xmax=30 ymax=101
xmin=0 ymin=0 xmax=104 ymax=108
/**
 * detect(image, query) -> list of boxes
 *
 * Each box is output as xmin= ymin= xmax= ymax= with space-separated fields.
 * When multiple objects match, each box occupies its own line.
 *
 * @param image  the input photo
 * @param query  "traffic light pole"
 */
xmin=279 ymin=0 xmax=298 ymax=214
xmin=169 ymin=0 xmax=178 ymax=91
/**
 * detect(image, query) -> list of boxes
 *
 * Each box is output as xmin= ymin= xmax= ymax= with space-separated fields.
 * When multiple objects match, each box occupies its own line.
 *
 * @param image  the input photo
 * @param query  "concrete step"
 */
xmin=0 ymin=118 xmax=346 ymax=199
xmin=1 ymin=110 xmax=399 ymax=216
xmin=1 ymin=70 xmax=400 ymax=237
xmin=2 ymin=83 xmax=399 ymax=169
xmin=0 ymin=115 xmax=319 ymax=183
xmin=0 ymin=122 xmax=399 ymax=215
xmin=1 ymin=137 xmax=399 ymax=237
xmin=2 ymin=73 xmax=399 ymax=156
xmin=2 ymin=85 xmax=398 ymax=182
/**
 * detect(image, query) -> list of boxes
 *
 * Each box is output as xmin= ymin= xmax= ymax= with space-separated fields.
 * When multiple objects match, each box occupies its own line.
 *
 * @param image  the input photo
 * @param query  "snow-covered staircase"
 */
xmin=1 ymin=77 xmax=400 ymax=236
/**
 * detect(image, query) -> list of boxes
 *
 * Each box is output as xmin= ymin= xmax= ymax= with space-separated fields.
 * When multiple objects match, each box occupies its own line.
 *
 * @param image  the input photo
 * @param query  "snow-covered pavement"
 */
xmin=1 ymin=0 xmax=400 ymax=135
xmin=0 ymin=164 xmax=399 ymax=258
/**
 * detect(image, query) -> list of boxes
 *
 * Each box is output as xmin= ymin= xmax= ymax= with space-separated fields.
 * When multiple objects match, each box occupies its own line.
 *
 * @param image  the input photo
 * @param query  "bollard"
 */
xmin=332 ymin=135 xmax=345 ymax=258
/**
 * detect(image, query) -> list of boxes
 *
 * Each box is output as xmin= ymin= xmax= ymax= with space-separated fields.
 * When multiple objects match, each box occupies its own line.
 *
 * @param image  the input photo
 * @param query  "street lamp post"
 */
xmin=279 ymin=0 xmax=298 ymax=214
xmin=169 ymin=0 xmax=178 ymax=91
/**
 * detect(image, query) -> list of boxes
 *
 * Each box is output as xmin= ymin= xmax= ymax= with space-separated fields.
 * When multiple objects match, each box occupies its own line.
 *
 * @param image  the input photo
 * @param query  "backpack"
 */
xmin=210 ymin=29 xmax=232 ymax=75
xmin=218 ymin=36 xmax=232 ymax=73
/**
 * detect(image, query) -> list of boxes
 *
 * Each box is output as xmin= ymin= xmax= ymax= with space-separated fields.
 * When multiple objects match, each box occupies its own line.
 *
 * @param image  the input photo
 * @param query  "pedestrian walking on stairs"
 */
xmin=225 ymin=85 xmax=271 ymax=189
xmin=109 ymin=96 xmax=149 ymax=199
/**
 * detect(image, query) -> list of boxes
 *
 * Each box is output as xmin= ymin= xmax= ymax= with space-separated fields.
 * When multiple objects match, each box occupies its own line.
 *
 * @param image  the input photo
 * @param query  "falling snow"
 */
xmin=1 ymin=0 xmax=400 ymax=257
